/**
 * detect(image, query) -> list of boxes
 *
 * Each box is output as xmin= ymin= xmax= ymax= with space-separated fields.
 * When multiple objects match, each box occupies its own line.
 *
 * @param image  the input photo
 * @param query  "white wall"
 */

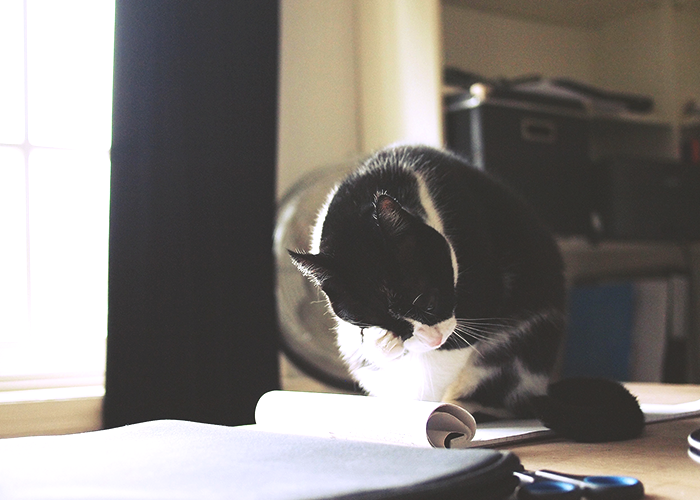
xmin=590 ymin=2 xmax=700 ymax=133
xmin=355 ymin=0 xmax=443 ymax=152
xmin=277 ymin=0 xmax=443 ymax=199
xmin=441 ymin=4 xmax=595 ymax=84
xmin=593 ymin=6 xmax=674 ymax=118
xmin=442 ymin=2 xmax=700 ymax=127
xmin=276 ymin=0 xmax=444 ymax=391
xmin=674 ymin=4 xmax=700 ymax=118
xmin=278 ymin=1 xmax=699 ymax=199
xmin=277 ymin=0 xmax=360 ymax=199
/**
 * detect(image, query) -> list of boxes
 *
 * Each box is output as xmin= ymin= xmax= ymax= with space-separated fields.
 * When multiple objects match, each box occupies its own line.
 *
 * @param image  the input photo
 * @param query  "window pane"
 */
xmin=0 ymin=0 xmax=26 ymax=145
xmin=0 ymin=340 xmax=106 ymax=378
xmin=27 ymin=0 xmax=115 ymax=149
xmin=28 ymin=148 xmax=110 ymax=342
xmin=0 ymin=147 xmax=29 ymax=341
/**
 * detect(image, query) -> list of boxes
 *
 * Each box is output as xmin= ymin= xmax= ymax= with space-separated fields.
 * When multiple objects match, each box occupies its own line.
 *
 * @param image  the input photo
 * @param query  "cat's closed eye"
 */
xmin=412 ymin=290 xmax=439 ymax=313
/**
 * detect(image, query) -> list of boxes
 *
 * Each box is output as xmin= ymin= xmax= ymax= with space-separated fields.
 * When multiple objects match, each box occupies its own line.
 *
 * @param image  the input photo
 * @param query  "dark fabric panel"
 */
xmin=0 ymin=421 xmax=521 ymax=500
xmin=104 ymin=1 xmax=280 ymax=428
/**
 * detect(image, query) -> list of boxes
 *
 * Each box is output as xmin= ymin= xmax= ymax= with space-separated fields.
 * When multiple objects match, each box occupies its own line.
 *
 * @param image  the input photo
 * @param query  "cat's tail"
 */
xmin=530 ymin=377 xmax=645 ymax=442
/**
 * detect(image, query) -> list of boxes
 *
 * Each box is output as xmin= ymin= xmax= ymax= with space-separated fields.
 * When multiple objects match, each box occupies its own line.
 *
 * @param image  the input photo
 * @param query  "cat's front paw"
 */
xmin=362 ymin=327 xmax=405 ymax=361
xmin=377 ymin=332 xmax=405 ymax=359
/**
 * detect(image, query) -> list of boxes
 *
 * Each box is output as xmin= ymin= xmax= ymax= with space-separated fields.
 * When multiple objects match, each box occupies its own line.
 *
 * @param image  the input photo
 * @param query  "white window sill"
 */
xmin=0 ymin=396 xmax=103 ymax=439
xmin=0 ymin=382 xmax=104 ymax=439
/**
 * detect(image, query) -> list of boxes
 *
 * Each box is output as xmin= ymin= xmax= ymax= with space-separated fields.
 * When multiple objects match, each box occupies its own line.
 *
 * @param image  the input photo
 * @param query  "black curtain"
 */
xmin=104 ymin=1 xmax=280 ymax=428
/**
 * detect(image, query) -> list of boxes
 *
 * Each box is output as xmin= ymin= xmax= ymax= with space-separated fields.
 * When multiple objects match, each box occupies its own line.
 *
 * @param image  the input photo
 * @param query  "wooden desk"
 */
xmin=502 ymin=383 xmax=700 ymax=499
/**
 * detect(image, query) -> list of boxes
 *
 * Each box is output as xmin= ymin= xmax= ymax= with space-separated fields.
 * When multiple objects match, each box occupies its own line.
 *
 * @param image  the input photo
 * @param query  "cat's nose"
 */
xmin=425 ymin=336 xmax=443 ymax=347
xmin=412 ymin=325 xmax=444 ymax=347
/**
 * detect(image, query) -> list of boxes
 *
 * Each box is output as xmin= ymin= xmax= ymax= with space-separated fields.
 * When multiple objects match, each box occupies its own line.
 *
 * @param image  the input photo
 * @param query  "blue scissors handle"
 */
xmin=515 ymin=469 xmax=644 ymax=500
xmin=515 ymin=473 xmax=579 ymax=500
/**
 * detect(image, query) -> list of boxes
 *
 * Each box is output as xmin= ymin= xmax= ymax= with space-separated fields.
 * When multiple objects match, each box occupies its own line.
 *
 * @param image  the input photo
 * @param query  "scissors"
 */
xmin=514 ymin=468 xmax=644 ymax=500
xmin=689 ymin=427 xmax=700 ymax=464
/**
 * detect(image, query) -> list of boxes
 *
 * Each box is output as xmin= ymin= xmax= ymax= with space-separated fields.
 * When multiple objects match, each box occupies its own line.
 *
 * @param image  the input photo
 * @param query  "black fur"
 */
xmin=290 ymin=145 xmax=567 ymax=417
xmin=532 ymin=378 xmax=645 ymax=442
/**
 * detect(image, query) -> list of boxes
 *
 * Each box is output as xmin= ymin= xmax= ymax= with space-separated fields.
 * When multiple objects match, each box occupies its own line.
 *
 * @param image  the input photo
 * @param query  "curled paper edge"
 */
xmin=426 ymin=404 xmax=477 ymax=448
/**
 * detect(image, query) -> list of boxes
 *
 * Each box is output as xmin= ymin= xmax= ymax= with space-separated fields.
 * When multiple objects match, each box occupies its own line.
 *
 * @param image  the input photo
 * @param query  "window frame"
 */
xmin=0 ymin=0 xmax=114 ymax=436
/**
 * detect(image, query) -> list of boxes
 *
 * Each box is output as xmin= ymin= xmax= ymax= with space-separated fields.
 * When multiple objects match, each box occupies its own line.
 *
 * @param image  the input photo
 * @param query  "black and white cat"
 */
xmin=290 ymin=145 xmax=566 ymax=419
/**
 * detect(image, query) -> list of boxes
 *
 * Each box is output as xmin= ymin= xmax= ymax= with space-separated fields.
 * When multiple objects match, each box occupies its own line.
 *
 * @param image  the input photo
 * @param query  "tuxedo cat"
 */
xmin=290 ymin=145 xmax=566 ymax=418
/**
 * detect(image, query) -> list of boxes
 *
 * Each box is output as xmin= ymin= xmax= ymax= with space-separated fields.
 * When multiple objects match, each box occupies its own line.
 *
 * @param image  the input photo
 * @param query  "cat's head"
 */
xmin=289 ymin=194 xmax=456 ymax=356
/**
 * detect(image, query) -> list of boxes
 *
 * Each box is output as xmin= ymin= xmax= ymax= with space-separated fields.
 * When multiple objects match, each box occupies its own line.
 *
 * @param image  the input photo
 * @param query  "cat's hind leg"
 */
xmin=443 ymin=309 xmax=565 ymax=419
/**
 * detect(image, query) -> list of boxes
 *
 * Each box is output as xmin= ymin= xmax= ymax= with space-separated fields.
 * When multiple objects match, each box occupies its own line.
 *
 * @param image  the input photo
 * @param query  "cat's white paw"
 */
xmin=375 ymin=331 xmax=405 ymax=359
xmin=354 ymin=327 xmax=405 ymax=362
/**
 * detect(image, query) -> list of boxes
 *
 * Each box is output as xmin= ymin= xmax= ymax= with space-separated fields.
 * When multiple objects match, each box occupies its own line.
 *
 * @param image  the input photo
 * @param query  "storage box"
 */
xmin=446 ymin=92 xmax=592 ymax=236
xmin=591 ymin=158 xmax=700 ymax=241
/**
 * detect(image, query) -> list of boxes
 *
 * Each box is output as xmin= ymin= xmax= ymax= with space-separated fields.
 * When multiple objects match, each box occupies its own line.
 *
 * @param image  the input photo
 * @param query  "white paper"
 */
xmin=641 ymin=398 xmax=700 ymax=423
xmin=254 ymin=390 xmax=700 ymax=450
xmin=468 ymin=419 xmax=554 ymax=448
xmin=467 ymin=399 xmax=700 ymax=447
xmin=254 ymin=391 xmax=476 ymax=448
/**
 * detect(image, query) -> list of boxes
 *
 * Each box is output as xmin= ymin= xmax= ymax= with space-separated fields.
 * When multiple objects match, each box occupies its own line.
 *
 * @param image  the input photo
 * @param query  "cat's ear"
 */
xmin=374 ymin=194 xmax=412 ymax=236
xmin=288 ymin=250 xmax=334 ymax=287
xmin=374 ymin=194 xmax=425 ymax=267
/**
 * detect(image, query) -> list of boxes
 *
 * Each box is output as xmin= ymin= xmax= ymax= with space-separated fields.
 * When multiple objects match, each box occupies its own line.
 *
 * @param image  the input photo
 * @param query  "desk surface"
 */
xmin=503 ymin=383 xmax=700 ymax=499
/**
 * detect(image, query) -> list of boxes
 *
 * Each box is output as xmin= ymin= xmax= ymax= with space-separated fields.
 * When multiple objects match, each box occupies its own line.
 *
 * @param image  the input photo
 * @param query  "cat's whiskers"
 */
xmin=448 ymin=329 xmax=484 ymax=358
xmin=454 ymin=263 xmax=476 ymax=282
xmin=456 ymin=316 xmax=519 ymax=327
xmin=453 ymin=328 xmax=500 ymax=344
xmin=456 ymin=318 xmax=517 ymax=335
xmin=450 ymin=318 xmax=514 ymax=349
xmin=453 ymin=323 xmax=502 ymax=341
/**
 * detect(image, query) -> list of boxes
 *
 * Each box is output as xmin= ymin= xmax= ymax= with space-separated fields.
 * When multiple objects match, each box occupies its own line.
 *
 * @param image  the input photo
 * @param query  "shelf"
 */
xmin=558 ymin=237 xmax=688 ymax=283
xmin=441 ymin=0 xmax=663 ymax=29
xmin=591 ymin=111 xmax=670 ymax=127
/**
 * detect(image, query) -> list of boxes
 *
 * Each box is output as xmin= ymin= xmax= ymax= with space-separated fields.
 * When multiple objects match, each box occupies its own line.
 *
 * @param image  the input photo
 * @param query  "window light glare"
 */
xmin=27 ymin=0 xmax=115 ymax=149
xmin=0 ymin=385 xmax=105 ymax=404
xmin=28 ymin=149 xmax=110 ymax=341
xmin=0 ymin=147 xmax=29 ymax=341
xmin=0 ymin=0 xmax=26 ymax=145
xmin=0 ymin=0 xmax=114 ymax=386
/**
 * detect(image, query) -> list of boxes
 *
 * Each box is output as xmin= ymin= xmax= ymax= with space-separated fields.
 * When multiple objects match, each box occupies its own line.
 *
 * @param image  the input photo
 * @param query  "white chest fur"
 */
xmin=352 ymin=348 xmax=473 ymax=401
xmin=335 ymin=311 xmax=478 ymax=402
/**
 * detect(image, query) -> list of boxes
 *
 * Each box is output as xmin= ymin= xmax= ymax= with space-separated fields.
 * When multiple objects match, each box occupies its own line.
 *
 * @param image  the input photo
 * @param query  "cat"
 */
xmin=289 ymin=145 xmax=566 ymax=419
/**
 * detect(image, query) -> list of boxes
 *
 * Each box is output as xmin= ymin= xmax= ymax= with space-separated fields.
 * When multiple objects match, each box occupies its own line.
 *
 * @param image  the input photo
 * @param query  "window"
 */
xmin=0 ymin=0 xmax=115 ymax=403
